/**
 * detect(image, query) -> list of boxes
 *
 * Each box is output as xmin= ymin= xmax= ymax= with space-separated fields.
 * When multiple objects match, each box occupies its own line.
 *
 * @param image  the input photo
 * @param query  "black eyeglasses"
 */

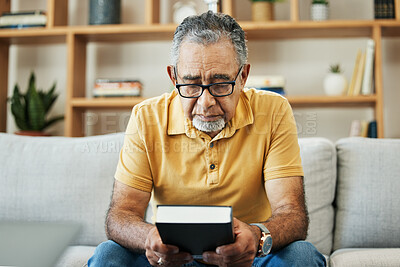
xmin=174 ymin=66 xmax=243 ymax=98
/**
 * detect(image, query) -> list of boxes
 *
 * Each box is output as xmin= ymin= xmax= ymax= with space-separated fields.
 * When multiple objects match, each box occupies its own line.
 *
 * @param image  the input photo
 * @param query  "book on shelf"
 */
xmin=93 ymin=79 xmax=142 ymax=97
xmin=156 ymin=205 xmax=235 ymax=259
xmin=245 ymin=75 xmax=286 ymax=95
xmin=346 ymin=39 xmax=375 ymax=96
xmin=367 ymin=120 xmax=378 ymax=138
xmin=361 ymin=39 xmax=375 ymax=96
xmin=351 ymin=51 xmax=366 ymax=96
xmin=349 ymin=120 xmax=377 ymax=138
xmin=347 ymin=49 xmax=362 ymax=96
xmin=0 ymin=10 xmax=46 ymax=27
xmin=374 ymin=0 xmax=395 ymax=19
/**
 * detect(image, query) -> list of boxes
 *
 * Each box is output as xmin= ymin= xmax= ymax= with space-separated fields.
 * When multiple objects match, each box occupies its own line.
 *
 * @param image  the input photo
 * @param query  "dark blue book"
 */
xmin=156 ymin=205 xmax=234 ymax=259
xmin=255 ymin=87 xmax=285 ymax=95
xmin=367 ymin=120 xmax=377 ymax=138
xmin=0 ymin=24 xmax=45 ymax=29
xmin=1 ymin=10 xmax=46 ymax=17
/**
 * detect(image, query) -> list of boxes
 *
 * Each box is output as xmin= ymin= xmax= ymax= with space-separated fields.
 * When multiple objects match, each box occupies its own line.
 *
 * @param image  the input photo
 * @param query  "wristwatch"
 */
xmin=250 ymin=223 xmax=273 ymax=257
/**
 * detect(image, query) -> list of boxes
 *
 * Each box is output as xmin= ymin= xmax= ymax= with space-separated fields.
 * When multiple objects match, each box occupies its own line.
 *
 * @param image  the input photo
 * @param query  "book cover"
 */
xmin=361 ymin=39 xmax=375 ymax=95
xmin=349 ymin=120 xmax=362 ymax=137
xmin=0 ymin=10 xmax=47 ymax=26
xmin=352 ymin=51 xmax=366 ymax=96
xmin=255 ymin=87 xmax=285 ymax=95
xmin=93 ymin=79 xmax=142 ymax=97
xmin=1 ymin=10 xmax=46 ymax=17
xmin=367 ymin=120 xmax=378 ymax=138
xmin=0 ymin=24 xmax=45 ymax=29
xmin=347 ymin=49 xmax=362 ymax=96
xmin=156 ymin=205 xmax=234 ymax=258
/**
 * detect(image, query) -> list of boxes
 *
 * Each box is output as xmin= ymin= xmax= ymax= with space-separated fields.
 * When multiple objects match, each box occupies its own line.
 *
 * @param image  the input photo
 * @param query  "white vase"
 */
xmin=323 ymin=73 xmax=347 ymax=96
xmin=311 ymin=4 xmax=329 ymax=21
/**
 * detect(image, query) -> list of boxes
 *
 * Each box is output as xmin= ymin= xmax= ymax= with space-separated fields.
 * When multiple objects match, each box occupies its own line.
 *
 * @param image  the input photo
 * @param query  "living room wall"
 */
xmin=6 ymin=0 xmax=400 ymax=140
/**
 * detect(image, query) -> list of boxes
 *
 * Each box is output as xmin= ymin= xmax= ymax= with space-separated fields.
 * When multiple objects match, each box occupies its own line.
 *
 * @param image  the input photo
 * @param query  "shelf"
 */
xmin=0 ymin=27 xmax=67 ymax=44
xmin=378 ymin=20 xmax=400 ymax=37
xmin=71 ymin=97 xmax=146 ymax=109
xmin=287 ymin=95 xmax=377 ymax=108
xmin=70 ymin=24 xmax=176 ymax=42
xmin=242 ymin=20 xmax=376 ymax=39
xmin=1 ymin=19 xmax=400 ymax=45
xmin=70 ymin=95 xmax=376 ymax=110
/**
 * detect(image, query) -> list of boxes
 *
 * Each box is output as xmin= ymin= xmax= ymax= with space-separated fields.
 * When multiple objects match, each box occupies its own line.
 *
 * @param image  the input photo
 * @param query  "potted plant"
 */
xmin=311 ymin=0 xmax=329 ymax=21
xmin=323 ymin=64 xmax=347 ymax=96
xmin=249 ymin=0 xmax=285 ymax=22
xmin=8 ymin=72 xmax=64 ymax=136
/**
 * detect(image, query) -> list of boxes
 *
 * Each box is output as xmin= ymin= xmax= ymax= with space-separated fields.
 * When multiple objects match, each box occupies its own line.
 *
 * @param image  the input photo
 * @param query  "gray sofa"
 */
xmin=0 ymin=133 xmax=399 ymax=266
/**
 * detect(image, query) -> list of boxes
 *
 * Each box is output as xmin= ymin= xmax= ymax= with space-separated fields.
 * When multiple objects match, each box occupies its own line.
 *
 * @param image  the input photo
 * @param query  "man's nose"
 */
xmin=197 ymin=88 xmax=216 ymax=108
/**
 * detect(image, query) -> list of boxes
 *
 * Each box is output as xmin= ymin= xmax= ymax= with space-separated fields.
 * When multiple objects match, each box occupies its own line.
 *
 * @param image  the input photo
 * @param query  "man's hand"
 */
xmin=202 ymin=218 xmax=259 ymax=267
xmin=145 ymin=227 xmax=193 ymax=267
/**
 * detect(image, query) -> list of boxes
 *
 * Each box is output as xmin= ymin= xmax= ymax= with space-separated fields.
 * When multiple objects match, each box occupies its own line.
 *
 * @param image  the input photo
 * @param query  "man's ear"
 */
xmin=240 ymin=64 xmax=251 ymax=88
xmin=167 ymin=65 xmax=176 ymax=86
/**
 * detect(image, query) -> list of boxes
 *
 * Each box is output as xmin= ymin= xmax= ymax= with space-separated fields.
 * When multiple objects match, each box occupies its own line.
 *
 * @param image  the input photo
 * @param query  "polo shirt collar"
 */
xmin=167 ymin=90 xmax=254 ymax=139
xmin=167 ymin=90 xmax=186 ymax=136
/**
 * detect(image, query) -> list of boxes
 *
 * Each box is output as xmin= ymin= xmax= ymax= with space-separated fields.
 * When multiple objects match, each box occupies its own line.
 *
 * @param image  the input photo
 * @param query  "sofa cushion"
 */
xmin=55 ymin=246 xmax=95 ymax=267
xmin=298 ymin=138 xmax=336 ymax=255
xmin=0 ymin=133 xmax=124 ymax=246
xmin=334 ymin=137 xmax=400 ymax=250
xmin=330 ymin=248 xmax=400 ymax=267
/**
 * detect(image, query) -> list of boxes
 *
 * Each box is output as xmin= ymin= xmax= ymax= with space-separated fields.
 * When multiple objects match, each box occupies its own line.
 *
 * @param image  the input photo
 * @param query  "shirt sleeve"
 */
xmin=114 ymin=106 xmax=153 ymax=192
xmin=263 ymin=99 xmax=304 ymax=180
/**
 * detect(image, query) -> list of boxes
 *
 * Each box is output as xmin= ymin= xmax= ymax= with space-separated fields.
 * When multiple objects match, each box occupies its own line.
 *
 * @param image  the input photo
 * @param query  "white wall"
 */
xmin=6 ymin=0 xmax=400 ymax=140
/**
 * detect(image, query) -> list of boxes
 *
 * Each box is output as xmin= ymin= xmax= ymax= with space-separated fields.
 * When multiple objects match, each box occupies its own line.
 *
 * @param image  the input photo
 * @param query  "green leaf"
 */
xmin=10 ymin=85 xmax=29 ymax=130
xmin=42 ymin=82 xmax=57 ymax=113
xmin=44 ymin=115 xmax=64 ymax=129
xmin=27 ymin=85 xmax=46 ymax=131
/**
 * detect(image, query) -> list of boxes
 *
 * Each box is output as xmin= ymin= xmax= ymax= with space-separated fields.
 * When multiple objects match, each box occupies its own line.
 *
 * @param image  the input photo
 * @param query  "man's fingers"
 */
xmin=202 ymin=251 xmax=222 ymax=266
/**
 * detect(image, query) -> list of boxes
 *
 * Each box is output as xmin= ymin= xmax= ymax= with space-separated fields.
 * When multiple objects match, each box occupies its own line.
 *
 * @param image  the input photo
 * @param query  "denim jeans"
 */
xmin=88 ymin=240 xmax=326 ymax=266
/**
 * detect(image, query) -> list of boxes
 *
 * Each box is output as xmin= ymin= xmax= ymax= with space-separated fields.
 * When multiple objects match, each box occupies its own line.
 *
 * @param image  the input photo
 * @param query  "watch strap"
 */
xmin=250 ymin=223 xmax=272 ymax=257
xmin=250 ymin=223 xmax=270 ymax=234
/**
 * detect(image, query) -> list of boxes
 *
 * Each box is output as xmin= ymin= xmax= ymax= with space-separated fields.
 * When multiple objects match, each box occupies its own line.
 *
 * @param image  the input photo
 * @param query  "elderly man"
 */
xmin=88 ymin=11 xmax=326 ymax=267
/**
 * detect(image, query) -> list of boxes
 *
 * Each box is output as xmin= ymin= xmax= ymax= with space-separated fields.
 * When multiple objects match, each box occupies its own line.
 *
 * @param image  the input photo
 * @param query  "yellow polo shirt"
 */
xmin=115 ymin=88 xmax=303 ymax=223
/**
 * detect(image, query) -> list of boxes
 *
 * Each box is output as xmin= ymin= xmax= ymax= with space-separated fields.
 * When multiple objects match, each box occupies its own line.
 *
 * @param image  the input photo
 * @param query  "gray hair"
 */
xmin=171 ymin=11 xmax=248 ymax=67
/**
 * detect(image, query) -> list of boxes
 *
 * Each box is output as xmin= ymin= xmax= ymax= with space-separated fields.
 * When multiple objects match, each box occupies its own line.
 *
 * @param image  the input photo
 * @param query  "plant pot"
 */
xmin=252 ymin=2 xmax=274 ymax=22
xmin=15 ymin=130 xmax=51 ymax=137
xmin=323 ymin=73 xmax=347 ymax=96
xmin=311 ymin=4 xmax=329 ymax=21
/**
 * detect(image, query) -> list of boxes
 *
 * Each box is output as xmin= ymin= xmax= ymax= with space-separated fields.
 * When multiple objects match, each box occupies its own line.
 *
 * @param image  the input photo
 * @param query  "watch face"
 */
xmin=262 ymin=235 xmax=272 ymax=255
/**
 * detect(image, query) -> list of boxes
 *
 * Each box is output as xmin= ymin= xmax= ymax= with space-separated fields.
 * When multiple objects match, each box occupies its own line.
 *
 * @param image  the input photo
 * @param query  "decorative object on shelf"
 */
xmin=323 ymin=64 xmax=347 ymax=96
xmin=0 ymin=10 xmax=46 ymax=29
xmin=173 ymin=0 xmax=198 ymax=24
xmin=204 ymin=0 xmax=219 ymax=12
xmin=93 ymin=79 xmax=143 ymax=97
xmin=249 ymin=0 xmax=285 ymax=22
xmin=89 ymin=0 xmax=121 ymax=25
xmin=311 ymin=0 xmax=329 ymax=21
xmin=8 ymin=72 xmax=64 ymax=136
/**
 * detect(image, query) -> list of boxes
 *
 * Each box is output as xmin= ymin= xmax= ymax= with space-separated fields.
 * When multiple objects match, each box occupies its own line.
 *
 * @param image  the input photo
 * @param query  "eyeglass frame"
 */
xmin=173 ymin=65 xmax=244 ymax=98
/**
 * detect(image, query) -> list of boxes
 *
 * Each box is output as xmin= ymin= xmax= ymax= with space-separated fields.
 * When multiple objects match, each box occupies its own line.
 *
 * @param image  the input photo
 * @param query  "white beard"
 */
xmin=193 ymin=116 xmax=226 ymax=133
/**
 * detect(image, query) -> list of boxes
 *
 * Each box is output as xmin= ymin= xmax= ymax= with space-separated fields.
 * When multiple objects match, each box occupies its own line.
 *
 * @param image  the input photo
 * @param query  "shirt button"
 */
xmin=210 ymin=143 xmax=214 ymax=148
xmin=210 ymin=164 xmax=215 ymax=170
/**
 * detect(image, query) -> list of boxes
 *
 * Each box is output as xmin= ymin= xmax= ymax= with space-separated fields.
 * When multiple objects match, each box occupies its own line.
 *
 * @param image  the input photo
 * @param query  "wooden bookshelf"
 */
xmin=1 ymin=0 xmax=398 ymax=137
xmin=71 ymin=97 xmax=146 ymax=109
xmin=287 ymin=95 xmax=378 ymax=108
